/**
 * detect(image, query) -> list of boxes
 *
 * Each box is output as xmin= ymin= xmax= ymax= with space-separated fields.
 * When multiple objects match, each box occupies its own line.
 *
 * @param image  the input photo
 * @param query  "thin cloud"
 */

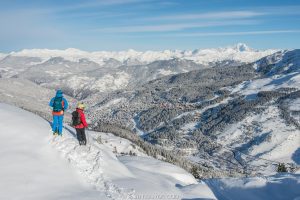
xmin=54 ymin=11 xmax=135 ymax=20
xmin=92 ymin=20 xmax=259 ymax=33
xmin=17 ymin=0 xmax=156 ymax=15
xmin=166 ymin=30 xmax=300 ymax=37
xmin=261 ymin=5 xmax=300 ymax=16
xmin=54 ymin=0 xmax=156 ymax=12
xmin=147 ymin=10 xmax=265 ymax=21
xmin=142 ymin=5 xmax=300 ymax=22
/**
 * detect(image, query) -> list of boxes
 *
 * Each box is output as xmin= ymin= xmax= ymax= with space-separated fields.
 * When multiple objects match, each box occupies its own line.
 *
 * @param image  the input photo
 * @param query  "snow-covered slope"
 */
xmin=1 ymin=103 xmax=299 ymax=200
xmin=256 ymin=49 xmax=300 ymax=75
xmin=4 ymin=43 xmax=277 ymax=65
xmin=216 ymin=105 xmax=300 ymax=174
xmin=0 ymin=103 xmax=106 ymax=200
xmin=0 ymin=78 xmax=76 ymax=121
xmin=206 ymin=174 xmax=300 ymax=200
xmin=0 ymin=103 xmax=217 ymax=200
xmin=234 ymin=49 xmax=300 ymax=95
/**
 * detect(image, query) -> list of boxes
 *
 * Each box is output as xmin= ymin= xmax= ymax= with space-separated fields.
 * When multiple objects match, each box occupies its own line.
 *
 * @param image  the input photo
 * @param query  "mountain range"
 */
xmin=0 ymin=43 xmax=277 ymax=99
xmin=0 ymin=44 xmax=299 ymax=178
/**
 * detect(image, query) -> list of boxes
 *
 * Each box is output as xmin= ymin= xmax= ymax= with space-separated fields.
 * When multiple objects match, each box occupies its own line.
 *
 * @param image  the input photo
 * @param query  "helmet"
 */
xmin=77 ymin=102 xmax=85 ymax=109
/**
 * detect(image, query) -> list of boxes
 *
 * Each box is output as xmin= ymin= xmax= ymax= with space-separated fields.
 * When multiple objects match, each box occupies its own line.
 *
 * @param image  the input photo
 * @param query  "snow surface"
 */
xmin=256 ymin=50 xmax=300 ymax=76
xmin=89 ymin=72 xmax=130 ymax=91
xmin=289 ymin=98 xmax=300 ymax=111
xmin=0 ymin=103 xmax=105 ymax=200
xmin=231 ymin=73 xmax=300 ymax=96
xmin=206 ymin=174 xmax=300 ymax=200
xmin=0 ymin=103 xmax=217 ymax=200
xmin=158 ymin=69 xmax=176 ymax=76
xmin=4 ymin=43 xmax=278 ymax=66
xmin=1 ymin=103 xmax=299 ymax=200
xmin=217 ymin=105 xmax=300 ymax=174
xmin=223 ymin=49 xmax=300 ymax=98
xmin=93 ymin=131 xmax=146 ymax=157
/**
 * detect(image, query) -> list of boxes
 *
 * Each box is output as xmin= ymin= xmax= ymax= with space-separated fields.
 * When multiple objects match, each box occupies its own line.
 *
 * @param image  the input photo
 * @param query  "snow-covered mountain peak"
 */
xmin=9 ymin=48 xmax=91 ymax=63
xmin=233 ymin=43 xmax=252 ymax=52
xmin=1 ymin=44 xmax=279 ymax=66
xmin=188 ymin=44 xmax=278 ymax=64
xmin=65 ymin=47 xmax=83 ymax=51
xmin=126 ymin=48 xmax=139 ymax=53
xmin=193 ymin=43 xmax=253 ymax=54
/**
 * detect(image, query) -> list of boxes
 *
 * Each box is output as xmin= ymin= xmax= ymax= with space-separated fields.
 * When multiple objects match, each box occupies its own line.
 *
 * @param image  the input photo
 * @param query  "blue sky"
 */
xmin=0 ymin=0 xmax=299 ymax=52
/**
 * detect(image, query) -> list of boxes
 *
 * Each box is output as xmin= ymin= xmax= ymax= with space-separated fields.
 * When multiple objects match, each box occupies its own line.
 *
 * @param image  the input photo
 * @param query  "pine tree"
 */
xmin=277 ymin=163 xmax=288 ymax=173
xmin=190 ymin=165 xmax=201 ymax=179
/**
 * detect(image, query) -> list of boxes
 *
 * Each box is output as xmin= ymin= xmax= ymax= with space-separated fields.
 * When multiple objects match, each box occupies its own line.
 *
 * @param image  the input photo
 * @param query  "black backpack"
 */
xmin=72 ymin=111 xmax=81 ymax=126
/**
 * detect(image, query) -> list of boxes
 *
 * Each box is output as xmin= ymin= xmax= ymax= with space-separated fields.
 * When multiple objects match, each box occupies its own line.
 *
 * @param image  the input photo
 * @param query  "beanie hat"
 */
xmin=77 ymin=102 xmax=85 ymax=109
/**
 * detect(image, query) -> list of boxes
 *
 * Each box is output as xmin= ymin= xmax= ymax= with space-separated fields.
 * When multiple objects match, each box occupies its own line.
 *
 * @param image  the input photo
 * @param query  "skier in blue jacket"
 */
xmin=49 ymin=90 xmax=69 ymax=136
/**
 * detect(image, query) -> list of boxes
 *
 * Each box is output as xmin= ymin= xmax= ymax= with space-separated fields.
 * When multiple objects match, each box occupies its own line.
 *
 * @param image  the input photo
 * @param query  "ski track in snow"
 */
xmin=50 ymin=127 xmax=135 ymax=200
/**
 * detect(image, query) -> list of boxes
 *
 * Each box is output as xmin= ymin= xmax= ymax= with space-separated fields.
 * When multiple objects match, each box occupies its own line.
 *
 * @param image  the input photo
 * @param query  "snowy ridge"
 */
xmin=232 ymin=49 xmax=300 ymax=94
xmin=1 ymin=94 xmax=300 ymax=200
xmin=0 ymin=103 xmax=217 ymax=200
xmin=4 ymin=43 xmax=278 ymax=65
xmin=50 ymin=126 xmax=207 ymax=199
xmin=0 ymin=103 xmax=105 ymax=200
xmin=51 ymin=129 xmax=135 ymax=200
xmin=256 ymin=49 xmax=300 ymax=75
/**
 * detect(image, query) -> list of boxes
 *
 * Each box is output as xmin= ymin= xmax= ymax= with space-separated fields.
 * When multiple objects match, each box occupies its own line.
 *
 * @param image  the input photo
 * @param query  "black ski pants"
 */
xmin=76 ymin=128 xmax=87 ymax=145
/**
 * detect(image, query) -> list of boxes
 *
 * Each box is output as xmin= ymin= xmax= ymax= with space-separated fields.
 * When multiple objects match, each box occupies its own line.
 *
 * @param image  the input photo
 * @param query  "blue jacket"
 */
xmin=49 ymin=90 xmax=69 ymax=115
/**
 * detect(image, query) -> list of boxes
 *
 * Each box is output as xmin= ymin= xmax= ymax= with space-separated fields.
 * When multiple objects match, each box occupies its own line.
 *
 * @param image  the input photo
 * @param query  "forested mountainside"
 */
xmin=85 ymin=49 xmax=300 ymax=177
